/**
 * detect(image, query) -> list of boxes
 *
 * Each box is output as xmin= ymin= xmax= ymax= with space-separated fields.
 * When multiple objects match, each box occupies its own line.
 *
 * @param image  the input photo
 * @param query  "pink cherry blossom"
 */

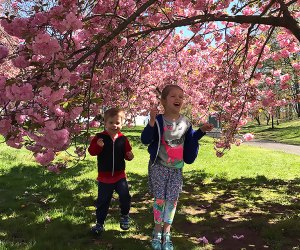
xmin=292 ymin=62 xmax=300 ymax=71
xmin=119 ymin=37 xmax=127 ymax=47
xmin=280 ymin=74 xmax=291 ymax=84
xmin=235 ymin=139 xmax=242 ymax=146
xmin=36 ymin=128 xmax=70 ymax=150
xmin=47 ymin=165 xmax=60 ymax=174
xmin=1 ymin=18 xmax=29 ymax=38
xmin=68 ymin=107 xmax=83 ymax=120
xmin=243 ymin=133 xmax=254 ymax=141
xmin=273 ymin=69 xmax=281 ymax=76
xmin=31 ymin=12 xmax=49 ymax=26
xmin=0 ymin=45 xmax=9 ymax=60
xmin=52 ymin=106 xmax=65 ymax=117
xmin=90 ymin=120 xmax=100 ymax=128
xmin=49 ymin=88 xmax=65 ymax=103
xmin=242 ymin=6 xmax=255 ymax=15
xmin=12 ymin=55 xmax=30 ymax=68
xmin=16 ymin=114 xmax=26 ymax=124
xmin=36 ymin=150 xmax=55 ymax=165
xmin=32 ymin=33 xmax=61 ymax=56
xmin=5 ymin=83 xmax=34 ymax=101
xmin=0 ymin=119 xmax=11 ymax=135
xmin=6 ymin=136 xmax=23 ymax=149
xmin=0 ymin=75 xmax=6 ymax=87
xmin=52 ymin=68 xmax=71 ymax=83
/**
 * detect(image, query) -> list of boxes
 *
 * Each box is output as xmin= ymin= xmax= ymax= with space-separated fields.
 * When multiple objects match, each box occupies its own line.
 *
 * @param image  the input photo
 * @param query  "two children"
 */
xmin=89 ymin=85 xmax=213 ymax=250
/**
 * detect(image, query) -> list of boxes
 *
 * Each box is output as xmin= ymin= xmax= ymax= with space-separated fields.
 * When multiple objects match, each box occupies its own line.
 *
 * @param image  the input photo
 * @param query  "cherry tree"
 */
xmin=0 ymin=0 xmax=299 ymax=166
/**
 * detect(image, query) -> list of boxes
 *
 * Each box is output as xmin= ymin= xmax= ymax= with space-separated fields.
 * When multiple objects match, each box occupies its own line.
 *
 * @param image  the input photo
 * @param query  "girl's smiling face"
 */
xmin=161 ymin=87 xmax=184 ymax=114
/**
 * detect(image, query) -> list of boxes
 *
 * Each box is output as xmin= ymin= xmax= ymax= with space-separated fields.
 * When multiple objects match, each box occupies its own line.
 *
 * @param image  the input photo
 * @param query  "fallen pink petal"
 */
xmin=232 ymin=234 xmax=244 ymax=239
xmin=45 ymin=216 xmax=51 ymax=222
xmin=215 ymin=237 xmax=223 ymax=244
xmin=197 ymin=236 xmax=209 ymax=244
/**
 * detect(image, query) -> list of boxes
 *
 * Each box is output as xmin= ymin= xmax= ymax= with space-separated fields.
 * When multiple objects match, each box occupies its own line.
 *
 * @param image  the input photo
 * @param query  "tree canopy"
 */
xmin=0 ymin=0 xmax=299 ymax=167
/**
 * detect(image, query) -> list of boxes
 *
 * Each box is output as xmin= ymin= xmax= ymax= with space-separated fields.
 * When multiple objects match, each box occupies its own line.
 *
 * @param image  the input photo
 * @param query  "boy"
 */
xmin=88 ymin=108 xmax=134 ymax=234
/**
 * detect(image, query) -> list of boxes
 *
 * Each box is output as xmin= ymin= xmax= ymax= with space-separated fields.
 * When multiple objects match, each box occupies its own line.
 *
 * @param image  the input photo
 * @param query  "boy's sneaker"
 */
xmin=120 ymin=214 xmax=130 ymax=230
xmin=91 ymin=223 xmax=104 ymax=235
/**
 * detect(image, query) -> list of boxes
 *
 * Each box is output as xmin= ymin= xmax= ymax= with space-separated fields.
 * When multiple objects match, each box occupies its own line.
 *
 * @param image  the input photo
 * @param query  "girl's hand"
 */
xmin=149 ymin=108 xmax=159 ymax=127
xmin=97 ymin=138 xmax=104 ymax=147
xmin=200 ymin=123 xmax=214 ymax=132
xmin=126 ymin=151 xmax=134 ymax=160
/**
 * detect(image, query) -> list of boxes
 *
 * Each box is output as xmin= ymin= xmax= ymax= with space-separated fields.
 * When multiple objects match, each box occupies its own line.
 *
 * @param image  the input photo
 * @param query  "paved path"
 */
xmin=243 ymin=139 xmax=300 ymax=156
xmin=206 ymin=131 xmax=300 ymax=156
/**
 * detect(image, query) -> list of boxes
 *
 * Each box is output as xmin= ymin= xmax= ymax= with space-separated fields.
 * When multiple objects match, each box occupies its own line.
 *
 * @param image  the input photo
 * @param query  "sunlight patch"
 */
xmin=186 ymin=215 xmax=205 ymax=223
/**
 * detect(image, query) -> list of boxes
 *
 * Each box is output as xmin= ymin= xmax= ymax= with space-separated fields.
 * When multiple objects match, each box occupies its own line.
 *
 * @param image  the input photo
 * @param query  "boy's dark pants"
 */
xmin=96 ymin=178 xmax=131 ymax=225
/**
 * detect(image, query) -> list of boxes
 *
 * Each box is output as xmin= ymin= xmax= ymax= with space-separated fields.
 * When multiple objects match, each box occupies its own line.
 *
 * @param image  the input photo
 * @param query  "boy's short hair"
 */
xmin=104 ymin=108 xmax=125 ymax=122
xmin=161 ymin=85 xmax=183 ymax=100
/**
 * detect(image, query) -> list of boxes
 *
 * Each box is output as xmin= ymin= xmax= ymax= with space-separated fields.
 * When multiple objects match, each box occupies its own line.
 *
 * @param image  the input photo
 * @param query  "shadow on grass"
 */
xmin=1 ymin=163 xmax=300 ymax=249
xmin=177 ymin=171 xmax=300 ymax=249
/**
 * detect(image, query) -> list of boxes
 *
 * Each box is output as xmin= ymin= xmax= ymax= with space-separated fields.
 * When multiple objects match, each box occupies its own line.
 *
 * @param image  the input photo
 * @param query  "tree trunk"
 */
xmin=265 ymin=112 xmax=271 ymax=125
xmin=254 ymin=115 xmax=261 ymax=125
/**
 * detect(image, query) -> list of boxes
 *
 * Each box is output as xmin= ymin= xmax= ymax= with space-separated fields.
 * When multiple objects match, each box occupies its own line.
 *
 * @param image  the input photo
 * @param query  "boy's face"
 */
xmin=105 ymin=114 xmax=123 ymax=136
xmin=161 ymin=88 xmax=184 ymax=113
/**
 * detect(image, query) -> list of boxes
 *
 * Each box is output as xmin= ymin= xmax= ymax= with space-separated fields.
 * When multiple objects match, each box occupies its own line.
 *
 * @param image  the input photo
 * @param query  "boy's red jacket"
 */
xmin=88 ymin=131 xmax=132 ymax=183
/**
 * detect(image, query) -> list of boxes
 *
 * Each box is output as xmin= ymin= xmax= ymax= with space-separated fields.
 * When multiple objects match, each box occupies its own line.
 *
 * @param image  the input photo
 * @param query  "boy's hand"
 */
xmin=126 ymin=151 xmax=134 ymax=160
xmin=200 ymin=123 xmax=214 ymax=132
xmin=149 ymin=108 xmax=159 ymax=127
xmin=97 ymin=138 xmax=104 ymax=147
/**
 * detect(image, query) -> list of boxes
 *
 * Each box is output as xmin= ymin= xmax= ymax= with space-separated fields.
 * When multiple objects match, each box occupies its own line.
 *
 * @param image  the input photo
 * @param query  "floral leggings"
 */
xmin=153 ymin=198 xmax=177 ymax=225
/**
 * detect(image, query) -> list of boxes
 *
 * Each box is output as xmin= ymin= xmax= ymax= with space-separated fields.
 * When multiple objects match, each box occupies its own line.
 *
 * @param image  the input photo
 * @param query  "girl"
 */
xmin=141 ymin=85 xmax=213 ymax=250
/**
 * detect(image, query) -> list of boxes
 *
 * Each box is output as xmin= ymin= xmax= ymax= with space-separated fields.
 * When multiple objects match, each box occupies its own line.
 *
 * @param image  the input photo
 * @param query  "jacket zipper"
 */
xmin=151 ymin=119 xmax=161 ymax=167
xmin=112 ymin=140 xmax=115 ymax=176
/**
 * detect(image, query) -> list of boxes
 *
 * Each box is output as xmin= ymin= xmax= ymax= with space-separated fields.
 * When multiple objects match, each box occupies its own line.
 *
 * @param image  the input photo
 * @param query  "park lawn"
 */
xmin=241 ymin=119 xmax=300 ymax=145
xmin=0 ymin=127 xmax=299 ymax=249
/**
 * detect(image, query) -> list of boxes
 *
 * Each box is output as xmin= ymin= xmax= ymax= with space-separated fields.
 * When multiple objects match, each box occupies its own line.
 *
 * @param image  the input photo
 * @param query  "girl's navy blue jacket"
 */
xmin=141 ymin=114 xmax=206 ymax=164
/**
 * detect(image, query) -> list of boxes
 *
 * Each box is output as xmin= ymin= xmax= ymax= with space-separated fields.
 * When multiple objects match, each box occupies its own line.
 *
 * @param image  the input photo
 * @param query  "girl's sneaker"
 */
xmin=162 ymin=232 xmax=173 ymax=250
xmin=151 ymin=230 xmax=162 ymax=250
xmin=91 ymin=223 xmax=104 ymax=235
xmin=120 ymin=214 xmax=130 ymax=230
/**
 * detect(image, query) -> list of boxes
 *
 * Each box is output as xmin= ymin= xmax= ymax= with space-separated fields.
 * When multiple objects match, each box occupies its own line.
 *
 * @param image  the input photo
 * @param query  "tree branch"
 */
xmin=127 ymin=14 xmax=297 ymax=40
xmin=69 ymin=0 xmax=157 ymax=71
xmin=276 ymin=0 xmax=300 ymax=41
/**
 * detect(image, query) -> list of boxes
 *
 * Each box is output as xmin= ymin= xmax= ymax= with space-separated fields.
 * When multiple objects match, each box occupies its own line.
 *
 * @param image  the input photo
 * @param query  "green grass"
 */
xmin=241 ymin=119 xmax=300 ymax=145
xmin=0 ymin=127 xmax=300 ymax=249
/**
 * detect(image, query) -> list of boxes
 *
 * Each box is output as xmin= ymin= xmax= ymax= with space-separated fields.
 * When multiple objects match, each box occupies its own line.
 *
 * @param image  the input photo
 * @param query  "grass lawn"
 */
xmin=0 ymin=127 xmax=300 ymax=249
xmin=241 ymin=119 xmax=300 ymax=145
